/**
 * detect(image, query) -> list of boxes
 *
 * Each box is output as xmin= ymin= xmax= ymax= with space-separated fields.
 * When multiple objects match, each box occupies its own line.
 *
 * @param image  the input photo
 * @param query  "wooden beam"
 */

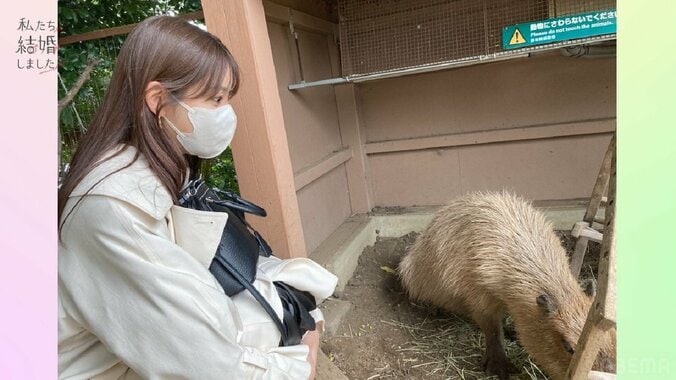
xmin=59 ymin=10 xmax=205 ymax=45
xmin=589 ymin=370 xmax=616 ymax=380
xmin=263 ymin=0 xmax=337 ymax=35
xmin=596 ymin=141 xmax=617 ymax=324
xmin=566 ymin=136 xmax=616 ymax=379
xmin=570 ymin=237 xmax=589 ymax=278
xmin=566 ymin=309 xmax=615 ymax=379
xmin=335 ymin=84 xmax=374 ymax=214
xmin=200 ymin=0 xmax=307 ymax=258
xmin=571 ymin=134 xmax=615 ymax=277
xmin=294 ymin=148 xmax=353 ymax=191
xmin=364 ymin=118 xmax=616 ymax=155
xmin=583 ymin=134 xmax=615 ymax=224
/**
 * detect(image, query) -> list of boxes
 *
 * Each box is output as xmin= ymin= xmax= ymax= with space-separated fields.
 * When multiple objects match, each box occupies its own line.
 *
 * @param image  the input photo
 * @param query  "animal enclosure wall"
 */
xmin=263 ymin=0 xmax=615 ymax=255
xmin=362 ymin=53 xmax=616 ymax=206
xmin=265 ymin=2 xmax=352 ymax=254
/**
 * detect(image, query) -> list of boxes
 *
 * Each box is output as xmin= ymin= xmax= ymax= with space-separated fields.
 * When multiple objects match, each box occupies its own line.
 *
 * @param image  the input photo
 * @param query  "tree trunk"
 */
xmin=58 ymin=58 xmax=100 ymax=114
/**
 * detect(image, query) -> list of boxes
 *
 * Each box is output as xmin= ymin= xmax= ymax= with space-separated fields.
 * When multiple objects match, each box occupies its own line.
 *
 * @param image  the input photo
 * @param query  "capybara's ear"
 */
xmin=536 ymin=294 xmax=557 ymax=314
xmin=583 ymin=279 xmax=597 ymax=297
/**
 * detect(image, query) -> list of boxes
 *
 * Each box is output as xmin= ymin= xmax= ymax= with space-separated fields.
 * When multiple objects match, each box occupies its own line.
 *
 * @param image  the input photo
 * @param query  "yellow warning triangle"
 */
xmin=509 ymin=28 xmax=526 ymax=45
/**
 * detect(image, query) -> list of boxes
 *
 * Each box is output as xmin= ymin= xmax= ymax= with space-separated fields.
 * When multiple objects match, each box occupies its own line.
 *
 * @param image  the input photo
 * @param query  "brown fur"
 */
xmin=398 ymin=191 xmax=615 ymax=379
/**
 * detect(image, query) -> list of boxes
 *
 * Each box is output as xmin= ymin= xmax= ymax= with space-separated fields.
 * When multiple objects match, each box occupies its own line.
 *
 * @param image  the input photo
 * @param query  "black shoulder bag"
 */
xmin=178 ymin=178 xmax=316 ymax=346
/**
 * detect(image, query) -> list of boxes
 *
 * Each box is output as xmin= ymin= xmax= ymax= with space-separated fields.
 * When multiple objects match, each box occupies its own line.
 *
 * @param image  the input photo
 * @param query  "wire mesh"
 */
xmin=338 ymin=0 xmax=616 ymax=76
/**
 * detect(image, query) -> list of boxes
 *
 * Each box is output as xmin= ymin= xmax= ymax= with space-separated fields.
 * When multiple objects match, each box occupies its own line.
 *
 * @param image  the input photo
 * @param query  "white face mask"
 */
xmin=162 ymin=98 xmax=237 ymax=159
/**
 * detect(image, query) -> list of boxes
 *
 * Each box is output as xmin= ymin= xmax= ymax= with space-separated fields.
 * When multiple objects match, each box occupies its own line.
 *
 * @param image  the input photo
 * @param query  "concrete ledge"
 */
xmin=316 ymin=349 xmax=349 ymax=380
xmin=371 ymin=206 xmax=437 ymax=238
xmin=311 ymin=201 xmax=598 ymax=294
xmin=310 ymin=214 xmax=377 ymax=292
xmin=320 ymin=298 xmax=352 ymax=337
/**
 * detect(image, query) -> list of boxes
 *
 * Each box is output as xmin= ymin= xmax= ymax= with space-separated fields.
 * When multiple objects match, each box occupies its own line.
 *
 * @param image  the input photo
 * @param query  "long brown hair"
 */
xmin=58 ymin=16 xmax=240 ymax=230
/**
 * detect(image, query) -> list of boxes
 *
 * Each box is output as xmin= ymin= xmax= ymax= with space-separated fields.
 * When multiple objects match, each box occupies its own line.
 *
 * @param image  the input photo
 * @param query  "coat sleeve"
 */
xmin=58 ymin=195 xmax=311 ymax=380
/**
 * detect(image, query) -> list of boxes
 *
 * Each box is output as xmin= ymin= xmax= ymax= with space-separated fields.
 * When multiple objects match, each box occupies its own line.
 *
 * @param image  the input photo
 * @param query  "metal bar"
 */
xmin=288 ymin=35 xmax=616 ymax=90
xmin=288 ymin=77 xmax=350 ymax=90
xmin=482 ymin=0 xmax=489 ymax=57
xmin=351 ymin=54 xmax=528 ymax=82
xmin=289 ymin=10 xmax=305 ymax=83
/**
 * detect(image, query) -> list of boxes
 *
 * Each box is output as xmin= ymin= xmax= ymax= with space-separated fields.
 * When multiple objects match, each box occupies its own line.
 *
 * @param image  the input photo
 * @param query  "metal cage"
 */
xmin=338 ymin=0 xmax=616 ymax=77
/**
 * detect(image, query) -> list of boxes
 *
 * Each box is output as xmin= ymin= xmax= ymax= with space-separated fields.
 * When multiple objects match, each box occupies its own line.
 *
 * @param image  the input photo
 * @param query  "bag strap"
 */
xmin=213 ymin=200 xmax=273 ymax=257
xmin=213 ymin=254 xmax=289 ymax=346
xmin=211 ymin=188 xmax=267 ymax=217
xmin=274 ymin=282 xmax=317 ymax=346
xmin=184 ymin=179 xmax=273 ymax=257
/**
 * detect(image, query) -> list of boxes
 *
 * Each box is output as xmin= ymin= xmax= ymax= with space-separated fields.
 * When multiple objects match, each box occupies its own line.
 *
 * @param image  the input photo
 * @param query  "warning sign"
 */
xmin=509 ymin=28 xmax=526 ymax=45
xmin=502 ymin=9 xmax=617 ymax=50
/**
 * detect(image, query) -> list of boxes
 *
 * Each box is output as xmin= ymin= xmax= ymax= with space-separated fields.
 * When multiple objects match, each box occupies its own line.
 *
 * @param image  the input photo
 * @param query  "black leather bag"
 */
xmin=178 ymin=178 xmax=271 ymax=296
xmin=178 ymin=178 xmax=316 ymax=346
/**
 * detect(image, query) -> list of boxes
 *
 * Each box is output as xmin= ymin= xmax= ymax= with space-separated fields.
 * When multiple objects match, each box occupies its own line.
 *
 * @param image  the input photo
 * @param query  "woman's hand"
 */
xmin=301 ymin=321 xmax=323 ymax=380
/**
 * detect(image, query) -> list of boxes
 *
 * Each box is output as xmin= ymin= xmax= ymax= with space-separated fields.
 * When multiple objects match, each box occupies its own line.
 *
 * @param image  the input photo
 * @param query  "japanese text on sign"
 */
xmin=502 ymin=9 xmax=617 ymax=50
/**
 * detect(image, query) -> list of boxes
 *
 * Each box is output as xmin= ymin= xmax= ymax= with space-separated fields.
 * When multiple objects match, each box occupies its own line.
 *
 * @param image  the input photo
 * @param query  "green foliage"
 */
xmin=58 ymin=0 xmax=202 ymax=36
xmin=58 ymin=0 xmax=239 ymax=191
xmin=57 ymin=0 xmax=203 ymax=127
xmin=203 ymin=147 xmax=239 ymax=193
xmin=58 ymin=34 xmax=121 ymax=165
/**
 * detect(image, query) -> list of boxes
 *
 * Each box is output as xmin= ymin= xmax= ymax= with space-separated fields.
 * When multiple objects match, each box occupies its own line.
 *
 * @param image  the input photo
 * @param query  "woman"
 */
xmin=58 ymin=15 xmax=336 ymax=379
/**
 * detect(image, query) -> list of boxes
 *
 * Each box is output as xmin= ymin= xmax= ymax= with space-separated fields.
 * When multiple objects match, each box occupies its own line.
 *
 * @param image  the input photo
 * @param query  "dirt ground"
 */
xmin=322 ymin=231 xmax=600 ymax=380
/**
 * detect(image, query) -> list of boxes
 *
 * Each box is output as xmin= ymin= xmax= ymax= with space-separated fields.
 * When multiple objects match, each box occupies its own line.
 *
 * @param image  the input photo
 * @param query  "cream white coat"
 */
xmin=58 ymin=145 xmax=337 ymax=379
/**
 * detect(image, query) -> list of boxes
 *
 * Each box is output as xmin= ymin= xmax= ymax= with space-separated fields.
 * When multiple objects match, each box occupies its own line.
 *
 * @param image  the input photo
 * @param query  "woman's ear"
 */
xmin=144 ymin=81 xmax=165 ymax=115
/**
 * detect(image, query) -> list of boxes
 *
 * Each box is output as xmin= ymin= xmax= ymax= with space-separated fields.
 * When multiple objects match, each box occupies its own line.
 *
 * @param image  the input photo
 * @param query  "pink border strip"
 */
xmin=0 ymin=1 xmax=57 ymax=378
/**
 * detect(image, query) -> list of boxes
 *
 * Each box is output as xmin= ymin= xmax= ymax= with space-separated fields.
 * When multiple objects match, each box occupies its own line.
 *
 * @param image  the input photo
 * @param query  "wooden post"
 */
xmin=327 ymin=16 xmax=373 ymax=214
xmin=570 ymin=134 xmax=615 ymax=277
xmin=595 ymin=143 xmax=617 ymax=325
xmin=334 ymin=85 xmax=374 ymax=214
xmin=200 ymin=0 xmax=307 ymax=258
xmin=566 ymin=140 xmax=616 ymax=379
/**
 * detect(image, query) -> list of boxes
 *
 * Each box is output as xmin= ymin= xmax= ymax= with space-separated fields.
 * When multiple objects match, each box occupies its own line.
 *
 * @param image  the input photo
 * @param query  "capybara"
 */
xmin=398 ymin=191 xmax=615 ymax=379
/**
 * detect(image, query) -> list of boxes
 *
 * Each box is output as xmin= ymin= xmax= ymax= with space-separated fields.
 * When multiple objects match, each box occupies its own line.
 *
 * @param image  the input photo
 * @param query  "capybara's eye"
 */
xmin=562 ymin=339 xmax=575 ymax=354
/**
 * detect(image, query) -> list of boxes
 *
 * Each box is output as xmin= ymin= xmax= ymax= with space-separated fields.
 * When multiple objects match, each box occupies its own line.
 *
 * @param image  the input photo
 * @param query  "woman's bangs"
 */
xmin=190 ymin=47 xmax=239 ymax=99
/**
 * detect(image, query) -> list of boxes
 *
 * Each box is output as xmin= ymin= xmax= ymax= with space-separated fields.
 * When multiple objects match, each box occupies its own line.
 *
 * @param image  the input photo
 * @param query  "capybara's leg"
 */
xmin=473 ymin=309 xmax=518 ymax=380
xmin=503 ymin=317 xmax=517 ymax=342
